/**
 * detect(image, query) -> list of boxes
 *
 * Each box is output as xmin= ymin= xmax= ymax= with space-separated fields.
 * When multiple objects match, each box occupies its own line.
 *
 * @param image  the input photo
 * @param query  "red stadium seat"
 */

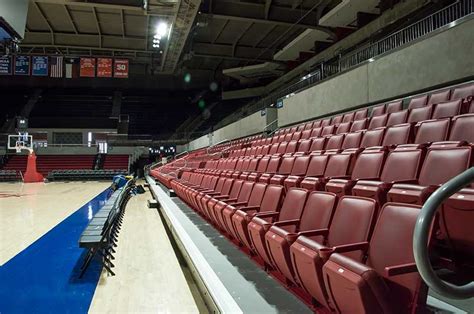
xmin=446 ymin=114 xmax=474 ymax=144
xmin=381 ymin=123 xmax=412 ymax=147
xmin=232 ymin=185 xmax=284 ymax=249
xmin=413 ymin=118 xmax=450 ymax=144
xmin=432 ymin=99 xmax=462 ymax=119
xmin=386 ymin=110 xmax=408 ymax=126
xmin=386 ymin=100 xmax=403 ymax=114
xmin=264 ymin=191 xmax=337 ymax=283
xmin=335 ymin=122 xmax=351 ymax=134
xmin=407 ymin=105 xmax=433 ymax=124
xmin=342 ymin=112 xmax=355 ymax=123
xmin=352 ymin=148 xmax=424 ymax=204
xmin=290 ymin=196 xmax=378 ymax=308
xmin=451 ymin=83 xmax=473 ymax=101
xmin=428 ymin=89 xmax=451 ymax=105
xmin=341 ymin=131 xmax=363 ymax=150
xmin=326 ymin=149 xmax=387 ymax=198
xmin=354 ymin=108 xmax=368 ymax=120
xmin=331 ymin=115 xmax=343 ymax=126
xmin=283 ymin=156 xmax=311 ymax=190
xmin=248 ymin=188 xmax=308 ymax=265
xmin=368 ymin=114 xmax=388 ymax=130
xmin=371 ymin=104 xmax=385 ymax=117
xmin=268 ymin=156 xmax=296 ymax=185
xmin=321 ymin=125 xmax=335 ymax=136
xmin=408 ymin=95 xmax=428 ymax=110
xmin=360 ymin=128 xmax=385 ymax=148
xmin=323 ymin=203 xmax=427 ymax=314
xmin=296 ymin=139 xmax=312 ymax=154
xmin=257 ymin=157 xmax=281 ymax=183
xmin=388 ymin=146 xmax=471 ymax=204
xmin=349 ymin=118 xmax=367 ymax=132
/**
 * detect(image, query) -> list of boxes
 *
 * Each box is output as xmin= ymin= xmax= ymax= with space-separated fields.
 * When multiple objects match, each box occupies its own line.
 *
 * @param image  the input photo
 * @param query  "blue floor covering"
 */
xmin=0 ymin=188 xmax=111 ymax=314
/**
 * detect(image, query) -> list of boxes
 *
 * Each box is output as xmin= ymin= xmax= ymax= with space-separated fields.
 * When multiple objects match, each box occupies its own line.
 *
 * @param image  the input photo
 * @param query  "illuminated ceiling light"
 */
xmin=155 ymin=22 xmax=168 ymax=38
xmin=153 ymin=38 xmax=160 ymax=44
xmin=153 ymin=44 xmax=160 ymax=48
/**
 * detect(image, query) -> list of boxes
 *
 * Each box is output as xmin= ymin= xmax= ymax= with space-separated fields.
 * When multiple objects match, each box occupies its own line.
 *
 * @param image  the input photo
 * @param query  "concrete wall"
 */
xmin=187 ymin=109 xmax=271 ymax=151
xmin=279 ymin=17 xmax=474 ymax=126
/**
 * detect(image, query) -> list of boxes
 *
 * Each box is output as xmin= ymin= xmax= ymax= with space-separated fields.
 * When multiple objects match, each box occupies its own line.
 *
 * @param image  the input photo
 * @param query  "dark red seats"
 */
xmin=299 ymin=155 xmax=329 ymax=191
xmin=451 ymin=84 xmax=473 ymax=101
xmin=326 ymin=150 xmax=387 ymax=198
xmin=213 ymin=181 xmax=254 ymax=231
xmin=388 ymin=146 xmax=472 ymax=204
xmin=407 ymin=105 xmax=433 ymax=123
xmin=309 ymin=137 xmax=326 ymax=152
xmin=371 ymin=105 xmax=385 ymax=117
xmin=381 ymin=123 xmax=412 ymax=147
xmin=290 ymin=196 xmax=378 ymax=308
xmin=341 ymin=131 xmax=363 ymax=150
xmin=300 ymin=152 xmax=355 ymax=191
xmin=321 ymin=125 xmax=335 ymax=136
xmin=432 ymin=99 xmax=462 ymax=119
xmin=264 ymin=191 xmax=337 ymax=283
xmin=232 ymin=185 xmax=284 ymax=249
xmin=342 ymin=112 xmax=354 ymax=123
xmin=386 ymin=100 xmax=402 ymax=114
xmin=296 ymin=139 xmax=312 ymax=154
xmin=350 ymin=118 xmax=367 ymax=132
xmin=268 ymin=157 xmax=296 ymax=185
xmin=408 ymin=95 xmax=428 ymax=110
xmin=413 ymin=119 xmax=450 ymax=144
xmin=352 ymin=148 xmax=424 ymax=204
xmin=325 ymin=134 xmax=344 ymax=152
xmin=248 ymin=188 xmax=308 ymax=265
xmin=354 ymin=108 xmax=368 ymax=120
xmin=335 ymin=122 xmax=351 ymax=134
xmin=283 ymin=156 xmax=311 ymax=190
xmin=447 ymin=114 xmax=474 ymax=144
xmin=429 ymin=89 xmax=451 ymax=105
xmin=323 ymin=203 xmax=427 ymax=314
xmin=386 ymin=110 xmax=408 ymax=126
xmin=368 ymin=114 xmax=387 ymax=130
xmin=258 ymin=157 xmax=282 ymax=183
xmin=360 ymin=128 xmax=385 ymax=148
xmin=207 ymin=179 xmax=244 ymax=224
xmin=331 ymin=115 xmax=343 ymax=125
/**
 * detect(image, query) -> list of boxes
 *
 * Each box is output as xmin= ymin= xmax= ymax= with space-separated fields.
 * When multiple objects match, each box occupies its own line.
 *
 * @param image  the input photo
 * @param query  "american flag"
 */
xmin=50 ymin=56 xmax=63 ymax=78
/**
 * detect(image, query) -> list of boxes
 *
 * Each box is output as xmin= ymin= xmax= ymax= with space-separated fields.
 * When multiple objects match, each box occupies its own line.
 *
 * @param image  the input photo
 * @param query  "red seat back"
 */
xmin=306 ymin=155 xmax=330 ymax=177
xmin=432 ymin=99 xmax=462 ymax=119
xmin=277 ymin=188 xmax=308 ymax=221
xmin=380 ymin=149 xmax=423 ymax=183
xmin=414 ymin=119 xmax=450 ymax=144
xmin=290 ymin=156 xmax=311 ymax=176
xmin=428 ymin=89 xmax=451 ymax=105
xmin=381 ymin=124 xmax=411 ymax=147
xmin=408 ymin=95 xmax=428 ymax=110
xmin=449 ymin=114 xmax=474 ymax=143
xmin=351 ymin=150 xmax=386 ymax=180
xmin=386 ymin=100 xmax=402 ymax=114
xmin=418 ymin=147 xmax=471 ymax=186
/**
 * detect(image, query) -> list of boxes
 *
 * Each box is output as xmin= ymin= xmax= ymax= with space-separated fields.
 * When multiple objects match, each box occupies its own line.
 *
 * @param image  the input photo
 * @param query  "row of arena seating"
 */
xmin=150 ymin=82 xmax=473 ymax=312
xmin=47 ymin=169 xmax=128 ymax=181
xmin=1 ymin=154 xmax=129 ymax=178
xmin=102 ymin=155 xmax=129 ymax=170
xmin=0 ymin=170 xmax=20 ymax=181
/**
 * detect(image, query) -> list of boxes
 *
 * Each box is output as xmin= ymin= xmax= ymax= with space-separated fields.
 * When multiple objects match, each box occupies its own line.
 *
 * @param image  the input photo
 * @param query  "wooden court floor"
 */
xmin=0 ymin=181 xmax=203 ymax=313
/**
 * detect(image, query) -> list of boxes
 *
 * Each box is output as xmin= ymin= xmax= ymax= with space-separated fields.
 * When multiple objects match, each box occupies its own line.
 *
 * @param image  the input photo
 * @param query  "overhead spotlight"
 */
xmin=153 ymin=44 xmax=160 ymax=48
xmin=155 ymin=22 xmax=168 ymax=38
xmin=153 ymin=38 xmax=160 ymax=44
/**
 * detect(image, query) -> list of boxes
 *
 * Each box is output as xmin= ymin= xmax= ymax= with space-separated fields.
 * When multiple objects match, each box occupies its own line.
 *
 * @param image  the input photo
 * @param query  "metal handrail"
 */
xmin=212 ymin=0 xmax=474 ymax=131
xmin=413 ymin=167 xmax=474 ymax=299
xmin=206 ymin=139 xmax=231 ymax=155
xmin=174 ymin=150 xmax=189 ymax=160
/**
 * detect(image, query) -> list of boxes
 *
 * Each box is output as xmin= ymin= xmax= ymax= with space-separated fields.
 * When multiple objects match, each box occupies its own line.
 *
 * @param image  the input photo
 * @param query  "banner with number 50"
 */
xmin=114 ymin=59 xmax=129 ymax=78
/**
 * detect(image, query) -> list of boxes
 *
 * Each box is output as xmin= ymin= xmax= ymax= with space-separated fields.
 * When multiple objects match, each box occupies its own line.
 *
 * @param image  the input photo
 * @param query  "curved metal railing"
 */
xmin=413 ymin=167 xmax=474 ymax=299
xmin=206 ymin=139 xmax=231 ymax=155
xmin=263 ymin=119 xmax=279 ymax=137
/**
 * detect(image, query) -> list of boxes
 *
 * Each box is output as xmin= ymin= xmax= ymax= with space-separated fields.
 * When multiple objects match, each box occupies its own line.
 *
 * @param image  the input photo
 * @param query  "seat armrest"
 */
xmin=385 ymin=263 xmax=418 ymax=277
xmin=332 ymin=242 xmax=369 ymax=254
xmin=214 ymin=194 xmax=230 ymax=200
xmin=229 ymin=201 xmax=248 ymax=206
xmin=298 ymin=228 xmax=329 ymax=237
xmin=225 ymin=198 xmax=238 ymax=203
xmin=206 ymin=191 xmax=220 ymax=196
xmin=254 ymin=211 xmax=279 ymax=219
xmin=238 ymin=206 xmax=260 ymax=212
xmin=392 ymin=179 xmax=418 ymax=184
xmin=273 ymin=219 xmax=300 ymax=227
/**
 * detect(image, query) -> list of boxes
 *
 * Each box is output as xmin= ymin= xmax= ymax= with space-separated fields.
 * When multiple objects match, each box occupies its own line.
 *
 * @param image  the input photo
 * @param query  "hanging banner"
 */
xmin=114 ymin=59 xmax=129 ymax=78
xmin=80 ymin=58 xmax=96 ymax=77
xmin=276 ymin=99 xmax=284 ymax=109
xmin=32 ymin=56 xmax=49 ymax=76
xmin=97 ymin=58 xmax=113 ymax=78
xmin=0 ymin=56 xmax=12 ymax=75
xmin=14 ymin=56 xmax=30 ymax=75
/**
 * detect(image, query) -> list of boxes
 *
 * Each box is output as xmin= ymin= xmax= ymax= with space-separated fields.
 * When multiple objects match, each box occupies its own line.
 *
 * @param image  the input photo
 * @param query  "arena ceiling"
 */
xmin=21 ymin=0 xmax=340 ymax=77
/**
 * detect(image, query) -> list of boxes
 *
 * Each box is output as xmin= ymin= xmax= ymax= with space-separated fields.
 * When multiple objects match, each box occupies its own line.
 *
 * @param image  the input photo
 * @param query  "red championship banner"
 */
xmin=97 ymin=58 xmax=112 ymax=78
xmin=114 ymin=59 xmax=129 ymax=78
xmin=80 ymin=58 xmax=96 ymax=77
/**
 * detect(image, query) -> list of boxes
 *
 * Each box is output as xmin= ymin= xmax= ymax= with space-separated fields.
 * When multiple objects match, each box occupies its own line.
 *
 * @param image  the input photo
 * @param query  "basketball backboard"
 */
xmin=8 ymin=134 xmax=33 ymax=152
